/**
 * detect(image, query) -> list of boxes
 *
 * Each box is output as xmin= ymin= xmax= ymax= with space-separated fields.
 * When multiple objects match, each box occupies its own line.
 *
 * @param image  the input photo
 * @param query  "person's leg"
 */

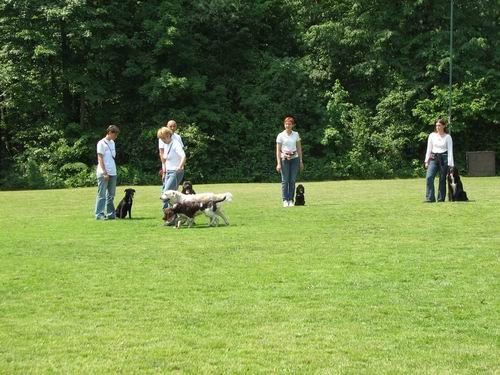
xmin=176 ymin=170 xmax=185 ymax=190
xmin=280 ymin=159 xmax=290 ymax=203
xmin=288 ymin=157 xmax=300 ymax=204
xmin=162 ymin=170 xmax=179 ymax=209
xmin=95 ymin=176 xmax=107 ymax=219
xmin=106 ymin=175 xmax=117 ymax=218
xmin=437 ymin=155 xmax=448 ymax=202
xmin=425 ymin=159 xmax=438 ymax=202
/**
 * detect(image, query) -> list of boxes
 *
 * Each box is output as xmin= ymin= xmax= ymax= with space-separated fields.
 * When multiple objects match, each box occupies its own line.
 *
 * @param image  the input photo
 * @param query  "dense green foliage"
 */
xmin=1 ymin=0 xmax=498 ymax=188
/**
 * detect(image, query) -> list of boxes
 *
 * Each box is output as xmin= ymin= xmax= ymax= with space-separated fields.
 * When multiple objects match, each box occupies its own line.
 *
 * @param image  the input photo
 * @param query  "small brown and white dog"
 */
xmin=163 ymin=197 xmax=227 ymax=228
xmin=161 ymin=190 xmax=232 ymax=225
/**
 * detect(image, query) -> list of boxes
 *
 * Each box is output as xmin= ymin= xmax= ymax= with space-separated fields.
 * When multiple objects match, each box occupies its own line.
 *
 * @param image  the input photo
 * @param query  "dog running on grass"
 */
xmin=116 ymin=188 xmax=136 ymax=218
xmin=294 ymin=184 xmax=305 ymax=206
xmin=163 ymin=197 xmax=227 ymax=228
xmin=161 ymin=190 xmax=232 ymax=225
xmin=447 ymin=167 xmax=469 ymax=201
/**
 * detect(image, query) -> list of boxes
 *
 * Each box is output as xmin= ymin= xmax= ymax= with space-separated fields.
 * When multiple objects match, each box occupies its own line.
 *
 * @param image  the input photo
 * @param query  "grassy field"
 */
xmin=0 ymin=178 xmax=499 ymax=374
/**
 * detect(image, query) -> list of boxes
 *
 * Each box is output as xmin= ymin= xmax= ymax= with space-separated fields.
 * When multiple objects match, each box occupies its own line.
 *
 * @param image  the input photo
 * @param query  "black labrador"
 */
xmin=447 ymin=168 xmax=468 ymax=201
xmin=116 ymin=188 xmax=136 ymax=218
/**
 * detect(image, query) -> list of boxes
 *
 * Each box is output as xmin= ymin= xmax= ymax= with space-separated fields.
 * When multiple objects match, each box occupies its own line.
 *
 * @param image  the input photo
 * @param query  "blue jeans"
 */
xmin=426 ymin=153 xmax=448 ymax=202
xmin=95 ymin=175 xmax=117 ymax=218
xmin=280 ymin=157 xmax=300 ymax=202
xmin=162 ymin=169 xmax=184 ymax=209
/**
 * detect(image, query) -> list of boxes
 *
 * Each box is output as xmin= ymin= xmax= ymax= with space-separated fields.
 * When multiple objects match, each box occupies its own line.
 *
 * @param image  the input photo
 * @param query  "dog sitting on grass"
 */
xmin=181 ymin=180 xmax=196 ymax=195
xmin=163 ymin=197 xmax=227 ymax=228
xmin=116 ymin=188 xmax=136 ymax=218
xmin=294 ymin=184 xmax=305 ymax=206
xmin=447 ymin=167 xmax=468 ymax=201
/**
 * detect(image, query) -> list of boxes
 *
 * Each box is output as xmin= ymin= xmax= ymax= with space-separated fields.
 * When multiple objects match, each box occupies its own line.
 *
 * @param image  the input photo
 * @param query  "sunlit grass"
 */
xmin=0 ymin=178 xmax=499 ymax=373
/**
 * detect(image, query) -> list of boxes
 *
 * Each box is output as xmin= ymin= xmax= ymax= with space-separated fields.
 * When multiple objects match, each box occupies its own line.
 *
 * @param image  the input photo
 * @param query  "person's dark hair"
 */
xmin=283 ymin=116 xmax=295 ymax=124
xmin=106 ymin=125 xmax=120 ymax=134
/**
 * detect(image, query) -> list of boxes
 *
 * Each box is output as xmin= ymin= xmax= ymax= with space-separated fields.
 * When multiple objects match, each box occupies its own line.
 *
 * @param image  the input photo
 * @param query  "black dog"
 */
xmin=181 ymin=180 xmax=196 ymax=195
xmin=116 ymin=188 xmax=136 ymax=218
xmin=447 ymin=168 xmax=468 ymax=201
xmin=295 ymin=184 xmax=305 ymax=206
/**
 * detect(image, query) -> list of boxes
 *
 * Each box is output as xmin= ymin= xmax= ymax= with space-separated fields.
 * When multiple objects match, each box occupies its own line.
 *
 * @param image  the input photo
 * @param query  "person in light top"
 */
xmin=95 ymin=125 xmax=120 ymax=220
xmin=424 ymin=118 xmax=454 ymax=202
xmin=276 ymin=116 xmax=304 ymax=207
xmin=159 ymin=119 xmax=184 ymax=180
xmin=158 ymin=126 xmax=186 ymax=210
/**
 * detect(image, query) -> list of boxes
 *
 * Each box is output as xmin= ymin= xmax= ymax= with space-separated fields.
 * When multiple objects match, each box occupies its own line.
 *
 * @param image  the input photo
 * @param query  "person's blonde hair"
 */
xmin=157 ymin=126 xmax=173 ymax=139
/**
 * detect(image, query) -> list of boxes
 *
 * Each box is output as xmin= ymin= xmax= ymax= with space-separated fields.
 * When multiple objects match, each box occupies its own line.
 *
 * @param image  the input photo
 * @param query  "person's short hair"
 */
xmin=106 ymin=125 xmax=120 ymax=134
xmin=284 ymin=116 xmax=295 ymax=124
xmin=165 ymin=120 xmax=177 ymax=128
xmin=157 ymin=126 xmax=173 ymax=139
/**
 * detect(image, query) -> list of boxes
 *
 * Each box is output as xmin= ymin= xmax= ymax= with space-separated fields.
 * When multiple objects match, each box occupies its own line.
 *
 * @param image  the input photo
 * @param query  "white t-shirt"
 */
xmin=96 ymin=138 xmax=117 ymax=176
xmin=425 ymin=132 xmax=454 ymax=167
xmin=159 ymin=133 xmax=184 ymax=149
xmin=276 ymin=130 xmax=301 ymax=159
xmin=161 ymin=140 xmax=185 ymax=170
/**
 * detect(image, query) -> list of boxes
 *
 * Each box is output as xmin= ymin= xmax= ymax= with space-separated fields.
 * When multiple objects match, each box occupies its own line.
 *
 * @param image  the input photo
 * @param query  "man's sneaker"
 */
xmin=283 ymin=201 xmax=288 ymax=207
xmin=96 ymin=215 xmax=106 ymax=220
xmin=288 ymin=200 xmax=294 ymax=206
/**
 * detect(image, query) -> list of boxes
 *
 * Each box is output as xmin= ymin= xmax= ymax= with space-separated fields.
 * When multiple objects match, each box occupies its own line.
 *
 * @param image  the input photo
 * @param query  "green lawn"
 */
xmin=0 ymin=178 xmax=499 ymax=374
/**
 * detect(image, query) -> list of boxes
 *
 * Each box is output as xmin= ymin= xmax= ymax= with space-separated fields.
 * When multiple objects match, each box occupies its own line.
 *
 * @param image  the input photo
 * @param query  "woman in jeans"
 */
xmin=276 ymin=116 xmax=304 ymax=207
xmin=95 ymin=125 xmax=120 ymax=220
xmin=158 ymin=126 xmax=186 ymax=210
xmin=424 ymin=119 xmax=454 ymax=202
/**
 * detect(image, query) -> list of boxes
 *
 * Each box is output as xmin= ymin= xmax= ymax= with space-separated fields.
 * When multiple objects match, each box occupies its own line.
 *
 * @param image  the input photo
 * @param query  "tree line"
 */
xmin=1 ymin=0 xmax=498 ymax=189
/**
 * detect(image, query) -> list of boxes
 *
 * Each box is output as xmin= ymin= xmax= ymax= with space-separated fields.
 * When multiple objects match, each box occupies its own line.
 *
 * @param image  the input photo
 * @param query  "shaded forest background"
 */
xmin=0 ymin=0 xmax=498 ymax=189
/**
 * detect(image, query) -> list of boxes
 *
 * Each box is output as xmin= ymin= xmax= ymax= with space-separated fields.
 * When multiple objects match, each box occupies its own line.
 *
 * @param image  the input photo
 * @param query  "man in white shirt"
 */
xmin=95 ymin=125 xmax=120 ymax=220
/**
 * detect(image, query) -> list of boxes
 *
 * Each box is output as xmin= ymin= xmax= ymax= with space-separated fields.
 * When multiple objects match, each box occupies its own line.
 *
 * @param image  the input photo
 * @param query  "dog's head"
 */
xmin=296 ymin=184 xmax=305 ymax=195
xmin=447 ymin=167 xmax=460 ymax=181
xmin=181 ymin=181 xmax=196 ymax=195
xmin=163 ymin=207 xmax=176 ymax=222
xmin=124 ymin=188 xmax=136 ymax=198
xmin=160 ymin=190 xmax=181 ymax=203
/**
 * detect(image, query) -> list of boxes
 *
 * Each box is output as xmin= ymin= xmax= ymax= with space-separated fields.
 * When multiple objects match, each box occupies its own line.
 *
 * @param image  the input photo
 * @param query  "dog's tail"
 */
xmin=210 ymin=192 xmax=233 ymax=202
xmin=214 ymin=196 xmax=227 ymax=204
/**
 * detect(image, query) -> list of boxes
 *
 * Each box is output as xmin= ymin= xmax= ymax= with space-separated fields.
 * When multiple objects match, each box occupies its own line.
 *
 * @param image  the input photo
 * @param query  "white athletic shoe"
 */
xmin=283 ymin=201 xmax=288 ymax=207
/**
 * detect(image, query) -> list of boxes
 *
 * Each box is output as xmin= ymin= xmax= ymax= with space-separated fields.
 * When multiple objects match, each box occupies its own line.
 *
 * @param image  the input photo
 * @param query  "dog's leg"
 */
xmin=209 ymin=212 xmax=219 ymax=227
xmin=202 ymin=210 xmax=214 ymax=226
xmin=216 ymin=208 xmax=229 ymax=225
